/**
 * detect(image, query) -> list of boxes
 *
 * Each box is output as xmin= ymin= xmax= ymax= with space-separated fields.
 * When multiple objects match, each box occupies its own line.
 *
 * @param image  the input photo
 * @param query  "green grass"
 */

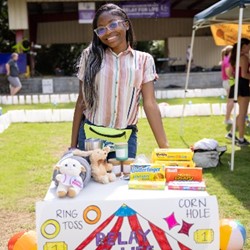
xmin=0 ymin=99 xmax=249 ymax=248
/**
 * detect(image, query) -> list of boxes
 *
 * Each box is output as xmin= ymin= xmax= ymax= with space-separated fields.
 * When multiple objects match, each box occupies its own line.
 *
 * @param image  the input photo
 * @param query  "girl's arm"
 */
xmin=141 ymin=81 xmax=169 ymax=148
xmin=70 ymin=80 xmax=86 ymax=148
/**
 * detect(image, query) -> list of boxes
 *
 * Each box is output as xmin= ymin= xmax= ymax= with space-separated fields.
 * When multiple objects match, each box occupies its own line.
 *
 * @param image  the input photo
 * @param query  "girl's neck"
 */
xmin=111 ymin=44 xmax=129 ymax=55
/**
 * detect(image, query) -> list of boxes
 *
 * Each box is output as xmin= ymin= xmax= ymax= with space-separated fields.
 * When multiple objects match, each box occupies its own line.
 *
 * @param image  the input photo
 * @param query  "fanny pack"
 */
xmin=84 ymin=123 xmax=134 ymax=144
xmin=229 ymin=77 xmax=235 ymax=87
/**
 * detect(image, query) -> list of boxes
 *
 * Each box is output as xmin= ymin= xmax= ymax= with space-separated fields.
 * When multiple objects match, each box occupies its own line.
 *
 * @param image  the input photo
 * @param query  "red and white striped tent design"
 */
xmin=76 ymin=204 xmax=191 ymax=250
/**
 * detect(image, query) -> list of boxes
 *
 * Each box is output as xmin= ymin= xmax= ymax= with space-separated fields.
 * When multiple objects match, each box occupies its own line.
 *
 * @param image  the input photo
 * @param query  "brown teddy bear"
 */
xmin=73 ymin=147 xmax=116 ymax=184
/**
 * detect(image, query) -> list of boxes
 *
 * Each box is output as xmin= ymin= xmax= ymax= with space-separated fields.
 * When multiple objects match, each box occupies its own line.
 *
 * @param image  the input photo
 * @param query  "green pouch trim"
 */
xmin=84 ymin=123 xmax=132 ymax=143
xmin=229 ymin=77 xmax=235 ymax=87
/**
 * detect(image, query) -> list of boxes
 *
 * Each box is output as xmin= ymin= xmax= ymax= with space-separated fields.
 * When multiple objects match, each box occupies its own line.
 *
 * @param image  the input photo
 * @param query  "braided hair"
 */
xmin=83 ymin=3 xmax=136 ymax=112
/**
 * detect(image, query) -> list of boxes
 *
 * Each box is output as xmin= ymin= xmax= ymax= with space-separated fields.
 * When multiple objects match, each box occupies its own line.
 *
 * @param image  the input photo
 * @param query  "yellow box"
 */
xmin=128 ymin=180 xmax=166 ymax=190
xmin=152 ymin=148 xmax=194 ymax=162
xmin=155 ymin=160 xmax=196 ymax=168
xmin=130 ymin=163 xmax=165 ymax=182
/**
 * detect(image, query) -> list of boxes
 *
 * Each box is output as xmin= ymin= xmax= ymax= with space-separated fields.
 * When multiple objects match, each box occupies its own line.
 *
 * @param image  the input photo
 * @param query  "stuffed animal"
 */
xmin=73 ymin=147 xmax=116 ymax=184
xmin=54 ymin=157 xmax=87 ymax=198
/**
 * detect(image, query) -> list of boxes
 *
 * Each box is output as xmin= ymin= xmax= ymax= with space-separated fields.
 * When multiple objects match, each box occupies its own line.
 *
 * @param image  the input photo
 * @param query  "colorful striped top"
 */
xmin=77 ymin=46 xmax=157 ymax=129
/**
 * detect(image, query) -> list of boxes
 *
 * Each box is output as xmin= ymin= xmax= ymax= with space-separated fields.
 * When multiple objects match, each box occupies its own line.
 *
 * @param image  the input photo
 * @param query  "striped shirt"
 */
xmin=77 ymin=46 xmax=157 ymax=129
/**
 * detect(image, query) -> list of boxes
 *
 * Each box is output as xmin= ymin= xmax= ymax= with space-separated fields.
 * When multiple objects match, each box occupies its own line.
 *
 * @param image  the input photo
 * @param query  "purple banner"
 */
xmin=78 ymin=2 xmax=95 ymax=24
xmin=0 ymin=53 xmax=27 ymax=74
xmin=120 ymin=0 xmax=170 ymax=18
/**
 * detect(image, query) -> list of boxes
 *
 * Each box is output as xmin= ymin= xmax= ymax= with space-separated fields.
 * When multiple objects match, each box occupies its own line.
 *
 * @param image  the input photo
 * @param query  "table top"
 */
xmin=44 ymin=178 xmax=209 ymax=202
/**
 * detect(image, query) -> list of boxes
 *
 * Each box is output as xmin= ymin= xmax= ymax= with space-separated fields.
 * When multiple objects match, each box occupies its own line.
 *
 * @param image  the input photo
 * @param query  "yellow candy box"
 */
xmin=128 ymin=163 xmax=166 ymax=190
xmin=130 ymin=163 xmax=165 ymax=181
xmin=152 ymin=148 xmax=194 ymax=162
xmin=155 ymin=160 xmax=195 ymax=168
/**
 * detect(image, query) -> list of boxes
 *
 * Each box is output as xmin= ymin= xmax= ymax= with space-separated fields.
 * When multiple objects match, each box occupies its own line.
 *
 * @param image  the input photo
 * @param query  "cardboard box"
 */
xmin=165 ymin=166 xmax=202 ymax=182
xmin=155 ymin=160 xmax=195 ymax=168
xmin=130 ymin=163 xmax=165 ymax=182
xmin=128 ymin=180 xmax=166 ymax=190
xmin=167 ymin=180 xmax=206 ymax=191
xmin=152 ymin=148 xmax=194 ymax=162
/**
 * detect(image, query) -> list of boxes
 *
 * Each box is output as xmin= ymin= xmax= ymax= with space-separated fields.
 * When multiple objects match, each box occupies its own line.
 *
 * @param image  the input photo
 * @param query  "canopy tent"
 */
xmin=184 ymin=0 xmax=250 ymax=171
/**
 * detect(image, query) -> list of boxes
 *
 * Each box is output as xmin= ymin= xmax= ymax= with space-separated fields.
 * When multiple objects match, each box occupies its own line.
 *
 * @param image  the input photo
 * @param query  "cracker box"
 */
xmin=155 ymin=160 xmax=195 ymax=168
xmin=165 ymin=166 xmax=202 ymax=182
xmin=152 ymin=148 xmax=194 ymax=162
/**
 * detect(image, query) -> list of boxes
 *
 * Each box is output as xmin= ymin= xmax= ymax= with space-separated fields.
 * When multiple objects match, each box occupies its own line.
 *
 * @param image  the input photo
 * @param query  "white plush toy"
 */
xmin=54 ymin=157 xmax=86 ymax=198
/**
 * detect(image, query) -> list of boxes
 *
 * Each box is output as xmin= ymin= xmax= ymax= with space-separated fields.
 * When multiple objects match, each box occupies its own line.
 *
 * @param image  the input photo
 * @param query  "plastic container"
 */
xmin=84 ymin=138 xmax=103 ymax=151
xmin=114 ymin=142 xmax=128 ymax=161
xmin=108 ymin=158 xmax=134 ymax=176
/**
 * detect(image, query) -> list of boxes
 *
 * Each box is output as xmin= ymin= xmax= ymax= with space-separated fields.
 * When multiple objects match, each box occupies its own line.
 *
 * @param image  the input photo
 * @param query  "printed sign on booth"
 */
xmin=36 ymin=193 xmax=219 ymax=249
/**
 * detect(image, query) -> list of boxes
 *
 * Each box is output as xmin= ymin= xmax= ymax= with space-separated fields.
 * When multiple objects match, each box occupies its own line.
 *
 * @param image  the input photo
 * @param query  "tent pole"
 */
xmin=180 ymin=27 xmax=196 ymax=135
xmin=230 ymin=6 xmax=244 ymax=171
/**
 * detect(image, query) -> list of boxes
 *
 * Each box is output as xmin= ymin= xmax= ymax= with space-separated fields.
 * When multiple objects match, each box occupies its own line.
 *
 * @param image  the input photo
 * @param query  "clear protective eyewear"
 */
xmin=94 ymin=20 xmax=126 ymax=37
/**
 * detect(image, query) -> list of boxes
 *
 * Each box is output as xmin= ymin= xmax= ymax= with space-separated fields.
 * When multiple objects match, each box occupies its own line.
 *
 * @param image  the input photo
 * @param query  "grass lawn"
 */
xmin=0 ymin=99 xmax=249 ymax=249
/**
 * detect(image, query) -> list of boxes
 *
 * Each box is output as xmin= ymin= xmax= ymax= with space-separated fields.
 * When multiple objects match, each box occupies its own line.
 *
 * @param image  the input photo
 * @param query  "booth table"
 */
xmin=36 ymin=179 xmax=219 ymax=249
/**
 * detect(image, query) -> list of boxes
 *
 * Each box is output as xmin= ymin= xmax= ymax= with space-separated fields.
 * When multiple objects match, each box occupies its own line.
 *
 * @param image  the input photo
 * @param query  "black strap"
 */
xmin=89 ymin=126 xmax=127 ymax=138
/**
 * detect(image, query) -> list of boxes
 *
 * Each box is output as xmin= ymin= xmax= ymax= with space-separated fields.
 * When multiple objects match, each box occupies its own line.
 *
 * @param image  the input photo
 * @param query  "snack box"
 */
xmin=152 ymin=148 xmax=194 ymax=162
xmin=167 ymin=180 xmax=206 ymax=191
xmin=130 ymin=163 xmax=165 ymax=182
xmin=165 ymin=166 xmax=202 ymax=182
xmin=128 ymin=180 xmax=166 ymax=190
xmin=155 ymin=160 xmax=195 ymax=168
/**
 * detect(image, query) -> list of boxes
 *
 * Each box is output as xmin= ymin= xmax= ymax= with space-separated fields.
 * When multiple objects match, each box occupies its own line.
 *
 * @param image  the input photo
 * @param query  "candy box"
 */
xmin=152 ymin=148 xmax=194 ymax=162
xmin=155 ymin=160 xmax=195 ymax=168
xmin=128 ymin=180 xmax=166 ymax=190
xmin=167 ymin=180 xmax=206 ymax=191
xmin=130 ymin=163 xmax=165 ymax=182
xmin=165 ymin=166 xmax=202 ymax=182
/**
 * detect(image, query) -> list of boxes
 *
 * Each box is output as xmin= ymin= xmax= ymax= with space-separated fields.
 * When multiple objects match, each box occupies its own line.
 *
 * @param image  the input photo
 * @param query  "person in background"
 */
xmin=70 ymin=3 xmax=169 ymax=158
xmin=5 ymin=53 xmax=22 ymax=96
xmin=225 ymin=38 xmax=250 ymax=146
xmin=185 ymin=45 xmax=193 ymax=72
xmin=221 ymin=45 xmax=234 ymax=124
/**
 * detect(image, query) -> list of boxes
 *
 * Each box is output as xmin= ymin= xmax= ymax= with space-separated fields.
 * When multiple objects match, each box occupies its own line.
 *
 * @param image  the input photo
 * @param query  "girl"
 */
xmin=226 ymin=38 xmax=250 ymax=146
xmin=221 ymin=45 xmax=234 ymax=124
xmin=70 ymin=3 xmax=169 ymax=158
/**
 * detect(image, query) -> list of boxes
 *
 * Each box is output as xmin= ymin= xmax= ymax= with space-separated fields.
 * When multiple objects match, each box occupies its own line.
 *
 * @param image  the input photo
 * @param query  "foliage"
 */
xmin=35 ymin=43 xmax=87 ymax=76
xmin=0 ymin=0 xmax=16 ymax=52
xmin=136 ymin=40 xmax=165 ymax=58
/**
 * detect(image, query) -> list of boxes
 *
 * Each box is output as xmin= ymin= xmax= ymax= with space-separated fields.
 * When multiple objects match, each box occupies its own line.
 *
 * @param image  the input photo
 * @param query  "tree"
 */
xmin=0 ymin=0 xmax=16 ymax=52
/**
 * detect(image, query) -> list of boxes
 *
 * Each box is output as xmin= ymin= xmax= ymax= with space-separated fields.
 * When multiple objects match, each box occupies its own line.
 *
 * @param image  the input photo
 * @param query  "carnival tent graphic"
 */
xmin=76 ymin=204 xmax=191 ymax=250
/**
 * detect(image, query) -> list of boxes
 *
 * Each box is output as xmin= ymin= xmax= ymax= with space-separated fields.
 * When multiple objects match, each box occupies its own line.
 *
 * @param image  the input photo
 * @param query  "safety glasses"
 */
xmin=94 ymin=20 xmax=126 ymax=37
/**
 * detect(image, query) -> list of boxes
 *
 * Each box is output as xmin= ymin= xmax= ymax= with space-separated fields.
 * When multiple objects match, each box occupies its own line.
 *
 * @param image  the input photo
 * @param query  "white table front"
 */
xmin=36 ymin=179 xmax=219 ymax=250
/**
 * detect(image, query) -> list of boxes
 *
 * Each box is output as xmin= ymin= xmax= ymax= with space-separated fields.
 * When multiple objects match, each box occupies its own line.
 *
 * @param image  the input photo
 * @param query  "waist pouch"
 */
xmin=229 ymin=77 xmax=235 ymax=87
xmin=84 ymin=123 xmax=135 ymax=144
